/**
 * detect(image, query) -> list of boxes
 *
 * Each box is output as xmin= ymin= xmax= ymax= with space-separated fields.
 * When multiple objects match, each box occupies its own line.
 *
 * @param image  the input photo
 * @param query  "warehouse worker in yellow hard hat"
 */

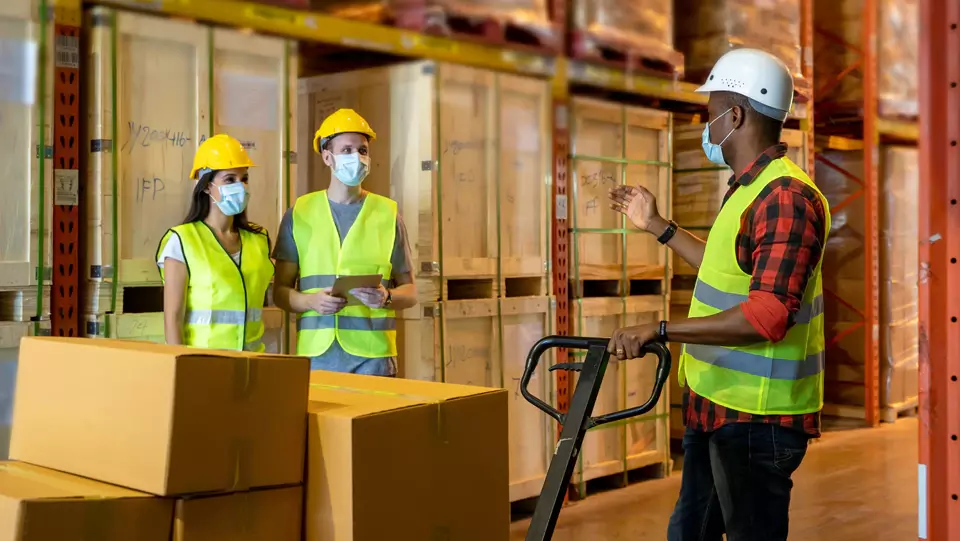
xmin=156 ymin=134 xmax=274 ymax=352
xmin=272 ymin=108 xmax=418 ymax=376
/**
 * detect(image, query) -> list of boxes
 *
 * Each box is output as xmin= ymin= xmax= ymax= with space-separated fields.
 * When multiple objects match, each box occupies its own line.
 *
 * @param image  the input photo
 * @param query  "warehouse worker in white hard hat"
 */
xmin=272 ymin=108 xmax=418 ymax=376
xmin=157 ymin=134 xmax=274 ymax=352
xmin=607 ymin=49 xmax=830 ymax=541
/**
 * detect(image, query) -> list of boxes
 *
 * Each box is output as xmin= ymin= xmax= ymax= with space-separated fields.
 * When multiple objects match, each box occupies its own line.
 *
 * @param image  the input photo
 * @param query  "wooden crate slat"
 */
xmin=0 ymin=2 xmax=53 ymax=289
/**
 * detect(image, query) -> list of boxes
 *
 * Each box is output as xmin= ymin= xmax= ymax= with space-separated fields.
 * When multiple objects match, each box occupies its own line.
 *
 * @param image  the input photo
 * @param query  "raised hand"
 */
xmin=608 ymin=185 xmax=665 ymax=234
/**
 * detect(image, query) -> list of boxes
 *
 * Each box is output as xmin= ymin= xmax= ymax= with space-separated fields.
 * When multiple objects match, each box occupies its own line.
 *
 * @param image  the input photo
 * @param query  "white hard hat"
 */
xmin=695 ymin=48 xmax=794 ymax=121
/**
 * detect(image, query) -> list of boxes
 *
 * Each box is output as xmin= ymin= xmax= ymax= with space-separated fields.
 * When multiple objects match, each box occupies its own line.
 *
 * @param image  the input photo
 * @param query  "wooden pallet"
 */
xmin=388 ymin=1 xmax=561 ymax=55
xmin=0 ymin=287 xmax=51 ymax=322
xmin=85 ymin=7 xmax=296 ymax=285
xmin=823 ymin=398 xmax=918 ymax=424
xmin=396 ymin=296 xmax=555 ymax=502
xmin=299 ymin=61 xmax=551 ymax=299
xmin=569 ymin=28 xmax=683 ymax=79
xmin=570 ymin=275 xmax=665 ymax=300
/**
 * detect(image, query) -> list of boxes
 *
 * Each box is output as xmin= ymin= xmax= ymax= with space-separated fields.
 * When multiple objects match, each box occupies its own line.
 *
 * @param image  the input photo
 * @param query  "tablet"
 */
xmin=330 ymin=274 xmax=383 ymax=306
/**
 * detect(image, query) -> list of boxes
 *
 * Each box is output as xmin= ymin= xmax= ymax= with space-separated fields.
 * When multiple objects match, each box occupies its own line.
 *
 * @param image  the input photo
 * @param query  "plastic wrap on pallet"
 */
xmin=879 ymin=146 xmax=919 ymax=408
xmin=675 ymin=0 xmax=802 ymax=82
xmin=571 ymin=0 xmax=683 ymax=73
xmin=815 ymin=148 xmax=866 ymax=406
xmin=309 ymin=0 xmax=556 ymax=42
xmin=813 ymin=0 xmax=918 ymax=118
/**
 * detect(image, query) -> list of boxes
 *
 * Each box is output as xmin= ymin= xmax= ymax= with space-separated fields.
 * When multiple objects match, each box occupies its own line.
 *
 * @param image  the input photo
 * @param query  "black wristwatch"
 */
xmin=656 ymin=220 xmax=679 ymax=245
xmin=657 ymin=320 xmax=669 ymax=343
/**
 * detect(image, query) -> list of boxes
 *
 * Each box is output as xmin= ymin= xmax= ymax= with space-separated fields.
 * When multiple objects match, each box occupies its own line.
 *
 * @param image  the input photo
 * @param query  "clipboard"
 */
xmin=330 ymin=274 xmax=383 ymax=306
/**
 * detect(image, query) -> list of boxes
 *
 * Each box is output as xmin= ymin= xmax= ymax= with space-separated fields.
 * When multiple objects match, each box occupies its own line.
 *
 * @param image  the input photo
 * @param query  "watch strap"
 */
xmin=658 ymin=320 xmax=669 ymax=343
xmin=656 ymin=220 xmax=679 ymax=245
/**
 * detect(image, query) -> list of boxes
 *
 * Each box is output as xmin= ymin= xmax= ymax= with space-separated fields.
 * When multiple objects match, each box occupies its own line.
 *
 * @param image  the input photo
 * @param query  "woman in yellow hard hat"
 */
xmin=155 ymin=134 xmax=274 ymax=352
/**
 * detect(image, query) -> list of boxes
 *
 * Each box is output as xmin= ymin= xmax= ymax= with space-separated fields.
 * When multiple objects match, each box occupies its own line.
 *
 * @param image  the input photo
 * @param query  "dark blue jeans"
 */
xmin=667 ymin=423 xmax=810 ymax=541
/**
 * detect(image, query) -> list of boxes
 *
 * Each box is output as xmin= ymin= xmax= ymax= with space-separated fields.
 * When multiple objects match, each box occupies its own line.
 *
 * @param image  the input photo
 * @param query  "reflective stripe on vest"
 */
xmin=680 ymin=156 xmax=831 ymax=415
xmin=157 ymin=222 xmax=274 ymax=353
xmin=292 ymin=190 xmax=398 ymax=358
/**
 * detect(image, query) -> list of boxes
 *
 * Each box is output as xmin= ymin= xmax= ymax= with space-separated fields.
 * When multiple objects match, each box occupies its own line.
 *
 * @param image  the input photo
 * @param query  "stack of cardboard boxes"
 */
xmin=0 ymin=337 xmax=510 ymax=540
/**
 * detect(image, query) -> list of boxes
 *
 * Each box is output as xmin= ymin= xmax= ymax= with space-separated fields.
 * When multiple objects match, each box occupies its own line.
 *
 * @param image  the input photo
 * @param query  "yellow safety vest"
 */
xmin=157 ymin=222 xmax=274 ymax=352
xmin=680 ymin=156 xmax=831 ymax=415
xmin=292 ymin=190 xmax=398 ymax=358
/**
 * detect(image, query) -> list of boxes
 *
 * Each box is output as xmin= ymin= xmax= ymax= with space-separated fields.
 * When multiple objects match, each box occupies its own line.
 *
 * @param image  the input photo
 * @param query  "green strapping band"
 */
xmin=571 ymin=154 xmax=672 ymax=168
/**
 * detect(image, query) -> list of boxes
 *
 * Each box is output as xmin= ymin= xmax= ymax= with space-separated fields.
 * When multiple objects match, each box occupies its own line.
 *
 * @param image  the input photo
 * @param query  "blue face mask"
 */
xmin=701 ymin=107 xmax=735 ymax=166
xmin=211 ymin=182 xmax=249 ymax=216
xmin=332 ymin=152 xmax=370 ymax=187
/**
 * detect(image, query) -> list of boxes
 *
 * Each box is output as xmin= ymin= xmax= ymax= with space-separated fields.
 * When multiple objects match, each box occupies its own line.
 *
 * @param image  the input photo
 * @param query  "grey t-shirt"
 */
xmin=273 ymin=196 xmax=414 ymax=376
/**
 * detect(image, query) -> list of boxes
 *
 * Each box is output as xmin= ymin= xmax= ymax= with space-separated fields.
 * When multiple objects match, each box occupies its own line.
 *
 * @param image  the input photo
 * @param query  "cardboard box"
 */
xmin=306 ymin=371 xmax=510 ymax=541
xmin=174 ymin=485 xmax=302 ymax=541
xmin=0 ymin=461 xmax=173 ymax=541
xmin=10 ymin=337 xmax=310 ymax=496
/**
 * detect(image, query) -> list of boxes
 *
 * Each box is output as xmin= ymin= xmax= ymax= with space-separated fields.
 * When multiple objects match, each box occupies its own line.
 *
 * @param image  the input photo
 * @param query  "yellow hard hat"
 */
xmin=189 ymin=134 xmax=256 ymax=180
xmin=313 ymin=108 xmax=377 ymax=153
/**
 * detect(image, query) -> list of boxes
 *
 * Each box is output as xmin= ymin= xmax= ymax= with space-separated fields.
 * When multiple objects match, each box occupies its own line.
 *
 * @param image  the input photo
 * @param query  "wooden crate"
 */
xmin=569 ymin=98 xmax=671 ymax=292
xmin=298 ymin=61 xmax=551 ymax=302
xmin=668 ymin=302 xmax=689 ymax=440
xmin=569 ymin=296 xmax=670 ymax=484
xmin=0 ymin=0 xmax=53 ymax=289
xmin=396 ymin=296 xmax=555 ymax=501
xmin=85 ymin=7 xmax=294 ymax=286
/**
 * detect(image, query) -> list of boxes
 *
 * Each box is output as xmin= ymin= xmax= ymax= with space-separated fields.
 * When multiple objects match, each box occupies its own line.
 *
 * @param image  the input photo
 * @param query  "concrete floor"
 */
xmin=510 ymin=418 xmax=919 ymax=540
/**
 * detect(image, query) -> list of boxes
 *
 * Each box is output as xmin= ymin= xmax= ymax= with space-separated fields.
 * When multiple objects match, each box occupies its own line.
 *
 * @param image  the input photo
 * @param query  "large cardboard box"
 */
xmin=174 ymin=485 xmax=303 ymax=541
xmin=306 ymin=371 xmax=510 ymax=541
xmin=10 ymin=337 xmax=310 ymax=496
xmin=0 ymin=461 xmax=173 ymax=541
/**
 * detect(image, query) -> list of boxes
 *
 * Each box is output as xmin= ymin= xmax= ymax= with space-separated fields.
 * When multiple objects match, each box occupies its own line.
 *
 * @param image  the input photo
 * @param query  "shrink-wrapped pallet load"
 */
xmin=675 ymin=0 xmax=802 ymax=84
xmin=570 ymin=0 xmax=683 ymax=74
xmin=813 ymin=0 xmax=918 ymax=117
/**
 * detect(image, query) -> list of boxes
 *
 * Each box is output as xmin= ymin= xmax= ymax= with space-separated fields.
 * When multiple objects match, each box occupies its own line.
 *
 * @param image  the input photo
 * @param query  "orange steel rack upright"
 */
xmin=917 ymin=0 xmax=960 ymax=538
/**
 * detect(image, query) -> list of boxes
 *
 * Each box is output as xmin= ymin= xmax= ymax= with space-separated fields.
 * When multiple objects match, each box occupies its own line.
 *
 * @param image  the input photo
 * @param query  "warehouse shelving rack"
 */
xmin=918 ymin=1 xmax=960 ymax=538
xmin=813 ymin=0 xmax=921 ymax=428
xmin=36 ymin=2 xmax=960 ymax=533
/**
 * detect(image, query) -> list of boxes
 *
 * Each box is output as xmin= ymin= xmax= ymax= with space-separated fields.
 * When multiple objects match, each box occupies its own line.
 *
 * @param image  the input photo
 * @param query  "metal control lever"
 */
xmin=520 ymin=335 xmax=672 ymax=541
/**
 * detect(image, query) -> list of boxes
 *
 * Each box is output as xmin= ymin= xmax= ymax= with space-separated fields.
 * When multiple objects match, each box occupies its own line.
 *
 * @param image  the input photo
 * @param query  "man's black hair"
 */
xmin=719 ymin=91 xmax=784 ymax=145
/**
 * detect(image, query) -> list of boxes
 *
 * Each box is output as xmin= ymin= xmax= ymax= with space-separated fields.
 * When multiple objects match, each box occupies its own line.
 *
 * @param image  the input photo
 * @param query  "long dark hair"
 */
xmin=183 ymin=170 xmax=265 ymax=235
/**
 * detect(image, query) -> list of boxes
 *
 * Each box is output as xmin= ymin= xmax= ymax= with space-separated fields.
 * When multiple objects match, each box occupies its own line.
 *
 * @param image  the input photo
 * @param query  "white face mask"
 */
xmin=210 ymin=182 xmax=249 ymax=216
xmin=332 ymin=153 xmax=370 ymax=187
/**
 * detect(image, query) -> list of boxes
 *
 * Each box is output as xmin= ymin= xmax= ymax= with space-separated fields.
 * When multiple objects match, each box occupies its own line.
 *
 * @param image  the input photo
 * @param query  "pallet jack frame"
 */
xmin=520 ymin=335 xmax=672 ymax=541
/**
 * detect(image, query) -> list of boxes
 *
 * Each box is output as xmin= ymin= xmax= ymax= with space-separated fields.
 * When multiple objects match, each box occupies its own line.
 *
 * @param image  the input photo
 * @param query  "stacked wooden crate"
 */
xmin=83 ymin=7 xmax=295 ymax=351
xmin=298 ymin=61 xmax=554 ymax=501
xmin=0 ymin=0 xmax=53 ymax=328
xmin=567 ymin=97 xmax=672 ymax=492
xmin=815 ymin=144 xmax=920 ymax=421
xmin=668 ymin=124 xmax=809 ymax=436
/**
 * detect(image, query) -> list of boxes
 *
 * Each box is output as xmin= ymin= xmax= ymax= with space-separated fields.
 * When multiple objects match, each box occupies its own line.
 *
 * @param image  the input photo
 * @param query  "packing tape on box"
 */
xmin=309 ymin=383 xmax=449 ymax=444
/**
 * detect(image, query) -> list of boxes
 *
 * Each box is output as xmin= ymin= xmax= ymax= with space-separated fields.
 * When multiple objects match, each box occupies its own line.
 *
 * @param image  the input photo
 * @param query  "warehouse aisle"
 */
xmin=511 ymin=418 xmax=919 ymax=540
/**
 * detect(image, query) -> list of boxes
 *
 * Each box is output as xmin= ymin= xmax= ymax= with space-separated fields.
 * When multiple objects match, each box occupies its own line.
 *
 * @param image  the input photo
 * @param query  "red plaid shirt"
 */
xmin=683 ymin=143 xmax=827 ymax=437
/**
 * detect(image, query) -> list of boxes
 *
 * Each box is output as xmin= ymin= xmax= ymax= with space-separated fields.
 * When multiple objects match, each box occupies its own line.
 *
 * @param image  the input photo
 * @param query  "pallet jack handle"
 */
xmin=520 ymin=335 xmax=672 ymax=541
xmin=520 ymin=335 xmax=672 ymax=428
